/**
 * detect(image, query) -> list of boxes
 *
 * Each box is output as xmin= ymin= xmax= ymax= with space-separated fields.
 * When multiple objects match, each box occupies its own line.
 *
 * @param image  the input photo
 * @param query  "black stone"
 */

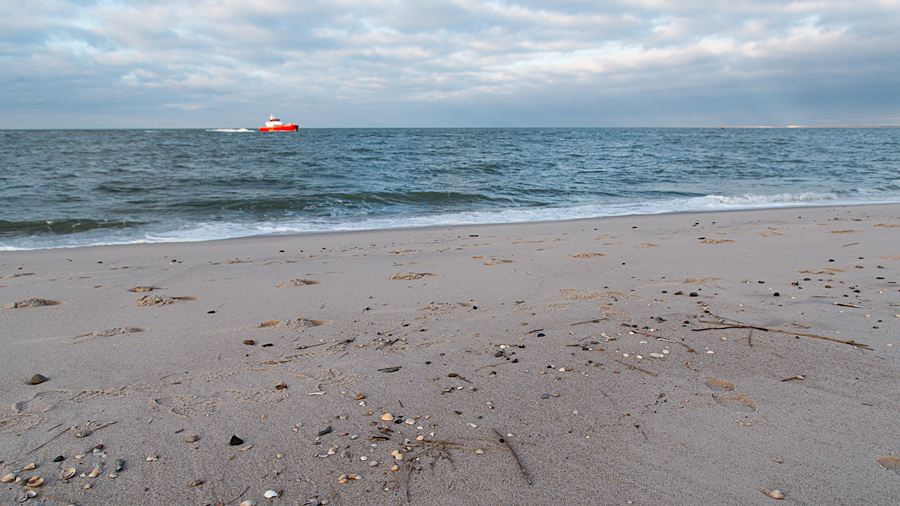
xmin=229 ymin=435 xmax=244 ymax=446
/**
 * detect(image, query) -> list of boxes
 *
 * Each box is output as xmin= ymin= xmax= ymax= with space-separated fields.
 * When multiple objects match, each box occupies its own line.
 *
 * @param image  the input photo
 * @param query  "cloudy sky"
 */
xmin=2 ymin=0 xmax=898 ymax=128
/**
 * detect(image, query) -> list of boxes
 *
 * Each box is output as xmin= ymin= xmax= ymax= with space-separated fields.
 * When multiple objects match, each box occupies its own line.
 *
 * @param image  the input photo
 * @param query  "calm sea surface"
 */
xmin=1 ymin=127 xmax=898 ymax=250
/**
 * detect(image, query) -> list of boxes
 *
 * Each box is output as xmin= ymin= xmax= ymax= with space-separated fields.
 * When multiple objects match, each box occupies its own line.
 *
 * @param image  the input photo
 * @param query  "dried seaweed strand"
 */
xmin=493 ymin=428 xmax=533 ymax=485
xmin=696 ymin=320 xmax=871 ymax=350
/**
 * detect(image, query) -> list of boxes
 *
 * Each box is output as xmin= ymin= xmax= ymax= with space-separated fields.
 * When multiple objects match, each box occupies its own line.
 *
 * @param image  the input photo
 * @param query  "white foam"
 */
xmin=207 ymin=128 xmax=253 ymax=133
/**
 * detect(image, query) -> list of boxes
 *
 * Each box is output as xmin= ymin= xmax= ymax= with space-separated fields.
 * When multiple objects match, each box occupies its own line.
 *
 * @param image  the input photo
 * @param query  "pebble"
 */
xmin=318 ymin=426 xmax=333 ymax=436
xmin=390 ymin=465 xmax=400 ymax=471
xmin=355 ymin=393 xmax=365 ymax=400
xmin=769 ymin=489 xmax=785 ymax=499
xmin=52 ymin=456 xmax=65 ymax=462
xmin=264 ymin=489 xmax=278 ymax=498
xmin=229 ymin=435 xmax=244 ymax=446
xmin=29 ymin=374 xmax=48 ymax=385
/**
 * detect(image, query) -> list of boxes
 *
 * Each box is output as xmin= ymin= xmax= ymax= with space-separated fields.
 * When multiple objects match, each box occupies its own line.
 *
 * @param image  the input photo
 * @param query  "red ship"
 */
xmin=259 ymin=114 xmax=298 ymax=132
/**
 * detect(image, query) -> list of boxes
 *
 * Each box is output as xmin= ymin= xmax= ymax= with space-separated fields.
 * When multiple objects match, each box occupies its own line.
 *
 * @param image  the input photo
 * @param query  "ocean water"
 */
xmin=1 ymin=127 xmax=898 ymax=251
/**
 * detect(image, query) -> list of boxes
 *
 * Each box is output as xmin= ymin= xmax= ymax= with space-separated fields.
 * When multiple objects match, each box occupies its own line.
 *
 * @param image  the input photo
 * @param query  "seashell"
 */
xmin=381 ymin=413 xmax=393 ymax=421
xmin=239 ymin=501 xmax=257 ymax=506
xmin=2 ymin=473 xmax=16 ymax=483
xmin=88 ymin=468 xmax=101 ymax=478
xmin=25 ymin=490 xmax=38 ymax=498
xmin=146 ymin=455 xmax=158 ymax=461
xmin=264 ymin=489 xmax=278 ymax=498
xmin=60 ymin=468 xmax=76 ymax=480
xmin=108 ymin=472 xmax=118 ymax=479
xmin=115 ymin=459 xmax=125 ymax=471
xmin=29 ymin=374 xmax=48 ymax=385
xmin=25 ymin=476 xmax=43 ymax=487
xmin=769 ymin=489 xmax=785 ymax=499
xmin=23 ymin=463 xmax=36 ymax=471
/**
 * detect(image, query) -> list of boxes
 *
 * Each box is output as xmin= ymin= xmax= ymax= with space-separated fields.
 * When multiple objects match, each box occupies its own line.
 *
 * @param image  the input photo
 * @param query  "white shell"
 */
xmin=264 ymin=489 xmax=278 ymax=498
xmin=1 ymin=473 xmax=15 ymax=483
xmin=239 ymin=501 xmax=257 ymax=506
xmin=60 ymin=468 xmax=76 ymax=480
xmin=769 ymin=489 xmax=785 ymax=499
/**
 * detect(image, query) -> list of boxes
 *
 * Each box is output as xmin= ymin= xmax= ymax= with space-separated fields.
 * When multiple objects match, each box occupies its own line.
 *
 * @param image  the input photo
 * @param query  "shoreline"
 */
xmin=2 ymin=204 xmax=899 ymax=505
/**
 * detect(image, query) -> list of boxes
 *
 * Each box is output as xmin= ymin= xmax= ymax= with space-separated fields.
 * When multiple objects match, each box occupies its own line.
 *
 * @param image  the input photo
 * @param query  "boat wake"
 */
xmin=207 ymin=128 xmax=253 ymax=133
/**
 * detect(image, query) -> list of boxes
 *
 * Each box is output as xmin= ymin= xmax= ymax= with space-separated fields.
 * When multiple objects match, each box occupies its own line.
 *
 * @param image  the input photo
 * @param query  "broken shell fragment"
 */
xmin=61 ymin=468 xmax=76 ymax=480
xmin=264 ymin=489 xmax=278 ymax=498
xmin=25 ymin=476 xmax=43 ymax=487
xmin=22 ymin=463 xmax=36 ymax=471
xmin=2 ymin=473 xmax=16 ymax=483
xmin=769 ymin=489 xmax=785 ymax=499
xmin=88 ymin=468 xmax=101 ymax=478
xmin=115 ymin=459 xmax=125 ymax=471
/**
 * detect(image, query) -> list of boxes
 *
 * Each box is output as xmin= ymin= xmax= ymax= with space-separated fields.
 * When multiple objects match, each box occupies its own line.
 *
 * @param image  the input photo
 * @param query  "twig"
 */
xmin=571 ymin=318 xmax=608 ymax=325
xmin=448 ymin=373 xmax=472 ymax=384
xmin=614 ymin=359 xmax=658 ymax=377
xmin=226 ymin=485 xmax=250 ymax=505
xmin=493 ymin=428 xmax=532 ymax=485
xmin=460 ymin=437 xmax=540 ymax=446
xmin=656 ymin=338 xmax=697 ymax=354
xmin=748 ymin=329 xmax=753 ymax=348
xmin=26 ymin=426 xmax=71 ymax=454
xmin=475 ymin=361 xmax=509 ymax=371
xmin=697 ymin=320 xmax=871 ymax=350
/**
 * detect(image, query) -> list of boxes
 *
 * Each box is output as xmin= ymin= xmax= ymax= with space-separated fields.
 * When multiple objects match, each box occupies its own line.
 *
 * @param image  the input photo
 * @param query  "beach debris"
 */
xmin=240 ymin=501 xmax=257 ymax=506
xmin=2 ymin=298 xmax=64 ymax=309
xmin=264 ymin=489 xmax=279 ymax=498
xmin=88 ymin=468 xmax=101 ymax=478
xmin=25 ymin=476 xmax=43 ymax=487
xmin=23 ymin=464 xmax=36 ymax=472
xmin=614 ymin=359 xmax=657 ymax=377
xmin=768 ymin=489 xmax=785 ymax=499
xmin=381 ymin=413 xmax=394 ymax=421
xmin=260 ymin=318 xmax=329 ymax=329
xmin=130 ymin=286 xmax=162 ymax=292
xmin=378 ymin=366 xmax=401 ymax=373
xmin=276 ymin=278 xmax=321 ymax=287
xmin=75 ymin=428 xmax=91 ymax=438
xmin=186 ymin=435 xmax=199 ymax=443
xmin=781 ymin=375 xmax=805 ymax=382
xmin=229 ymin=435 xmax=244 ymax=446
xmin=317 ymin=426 xmax=333 ymax=436
xmin=1 ymin=473 xmax=16 ymax=483
xmin=52 ymin=456 xmax=64 ymax=462
xmin=146 ymin=454 xmax=158 ymax=461
xmin=189 ymin=479 xmax=204 ymax=487
xmin=29 ymin=374 xmax=48 ymax=385
xmin=696 ymin=319 xmax=871 ymax=349
xmin=60 ymin=468 xmax=76 ymax=480
xmin=389 ymin=272 xmax=437 ymax=280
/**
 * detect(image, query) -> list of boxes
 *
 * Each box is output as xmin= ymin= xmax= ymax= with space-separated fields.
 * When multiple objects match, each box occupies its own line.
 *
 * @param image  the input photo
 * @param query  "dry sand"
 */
xmin=2 ymin=205 xmax=900 ymax=505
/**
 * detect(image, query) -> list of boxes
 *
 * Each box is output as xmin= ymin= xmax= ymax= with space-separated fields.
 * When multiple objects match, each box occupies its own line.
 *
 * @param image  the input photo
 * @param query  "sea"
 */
xmin=1 ymin=127 xmax=899 ymax=251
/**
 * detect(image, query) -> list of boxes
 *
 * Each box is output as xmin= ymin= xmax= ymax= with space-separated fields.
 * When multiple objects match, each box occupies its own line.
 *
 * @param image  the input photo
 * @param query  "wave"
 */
xmin=207 ymin=128 xmax=254 ymax=133
xmin=3 ymin=191 xmax=898 ymax=251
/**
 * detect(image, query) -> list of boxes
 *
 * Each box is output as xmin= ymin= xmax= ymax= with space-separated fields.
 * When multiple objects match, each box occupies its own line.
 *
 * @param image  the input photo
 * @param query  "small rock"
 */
xmin=355 ymin=393 xmax=365 ymax=400
xmin=29 ymin=374 xmax=48 ymax=385
xmin=317 ymin=426 xmax=333 ymax=436
xmin=229 ymin=435 xmax=244 ymax=446
xmin=52 ymin=456 xmax=65 ymax=462
xmin=244 ymin=340 xmax=255 ymax=345
xmin=185 ymin=435 xmax=199 ymax=443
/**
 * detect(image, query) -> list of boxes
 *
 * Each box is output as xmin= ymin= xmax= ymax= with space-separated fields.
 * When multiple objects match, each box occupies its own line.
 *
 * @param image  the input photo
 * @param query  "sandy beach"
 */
xmin=2 ymin=204 xmax=899 ymax=505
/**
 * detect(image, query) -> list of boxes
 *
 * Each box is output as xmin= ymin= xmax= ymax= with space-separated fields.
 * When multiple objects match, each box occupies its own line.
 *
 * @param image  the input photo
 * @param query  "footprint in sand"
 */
xmin=704 ymin=377 xmax=736 ymax=392
xmin=154 ymin=395 xmax=223 ymax=417
xmin=483 ymin=258 xmax=517 ymax=265
xmin=136 ymin=295 xmax=198 ymax=306
xmin=276 ymin=278 xmax=322 ymax=287
xmin=259 ymin=318 xmax=330 ymax=329
xmin=712 ymin=393 xmax=758 ymax=412
xmin=2 ymin=298 xmax=64 ymax=309
xmin=877 ymin=456 xmax=900 ymax=475
xmin=10 ymin=390 xmax=72 ymax=414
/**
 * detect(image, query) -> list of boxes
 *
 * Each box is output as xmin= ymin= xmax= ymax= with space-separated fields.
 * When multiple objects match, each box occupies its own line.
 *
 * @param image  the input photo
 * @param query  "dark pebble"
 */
xmin=52 ymin=456 xmax=65 ymax=462
xmin=537 ymin=333 xmax=545 ymax=337
xmin=243 ymin=340 xmax=255 ymax=345
xmin=317 ymin=426 xmax=333 ymax=436
xmin=773 ymin=292 xmax=780 ymax=297
xmin=261 ymin=343 xmax=273 ymax=347
xmin=29 ymin=374 xmax=48 ymax=385
xmin=229 ymin=435 xmax=244 ymax=446
xmin=689 ymin=292 xmax=699 ymax=297
xmin=541 ymin=393 xmax=550 ymax=399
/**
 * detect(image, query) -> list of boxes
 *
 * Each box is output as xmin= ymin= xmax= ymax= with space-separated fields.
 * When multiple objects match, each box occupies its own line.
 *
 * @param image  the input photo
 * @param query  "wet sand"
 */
xmin=2 ymin=204 xmax=900 ymax=505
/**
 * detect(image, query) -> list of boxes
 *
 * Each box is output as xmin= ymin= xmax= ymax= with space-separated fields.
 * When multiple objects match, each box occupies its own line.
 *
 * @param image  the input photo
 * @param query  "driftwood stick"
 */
xmin=26 ymin=426 xmax=71 ymax=455
xmin=697 ymin=320 xmax=871 ymax=350
xmin=614 ymin=359 xmax=658 ymax=377
xmin=493 ymin=428 xmax=532 ymax=485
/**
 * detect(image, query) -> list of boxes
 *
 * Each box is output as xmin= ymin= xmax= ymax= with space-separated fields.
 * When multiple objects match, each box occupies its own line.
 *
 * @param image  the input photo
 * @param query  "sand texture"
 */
xmin=2 ymin=205 xmax=900 ymax=505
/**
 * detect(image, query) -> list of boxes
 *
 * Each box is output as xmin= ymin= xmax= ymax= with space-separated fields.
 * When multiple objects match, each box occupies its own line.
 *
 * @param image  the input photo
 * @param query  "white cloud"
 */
xmin=0 ymin=0 xmax=897 ymax=127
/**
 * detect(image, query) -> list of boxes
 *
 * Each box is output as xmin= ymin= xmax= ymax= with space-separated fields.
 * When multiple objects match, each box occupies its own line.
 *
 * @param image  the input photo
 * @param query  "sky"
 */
xmin=1 ymin=0 xmax=898 ymax=128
